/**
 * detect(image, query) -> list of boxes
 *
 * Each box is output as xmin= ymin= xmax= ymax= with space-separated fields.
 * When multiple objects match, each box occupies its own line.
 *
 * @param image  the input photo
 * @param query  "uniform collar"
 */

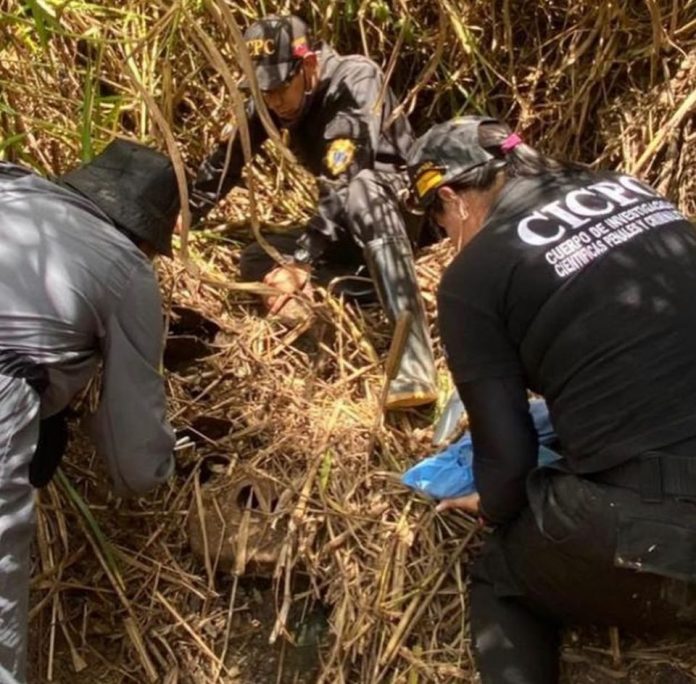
xmin=316 ymin=43 xmax=340 ymax=90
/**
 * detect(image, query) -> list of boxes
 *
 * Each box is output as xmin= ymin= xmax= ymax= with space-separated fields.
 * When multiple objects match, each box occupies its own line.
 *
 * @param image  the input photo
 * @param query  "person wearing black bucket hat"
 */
xmin=408 ymin=116 xmax=696 ymax=683
xmin=61 ymin=138 xmax=180 ymax=257
xmin=187 ymin=14 xmax=439 ymax=411
xmin=0 ymin=141 xmax=178 ymax=683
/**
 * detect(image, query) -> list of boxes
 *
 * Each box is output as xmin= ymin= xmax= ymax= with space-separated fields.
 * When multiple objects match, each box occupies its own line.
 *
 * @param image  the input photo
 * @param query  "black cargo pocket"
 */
xmin=527 ymin=466 xmax=583 ymax=544
xmin=615 ymin=515 xmax=696 ymax=582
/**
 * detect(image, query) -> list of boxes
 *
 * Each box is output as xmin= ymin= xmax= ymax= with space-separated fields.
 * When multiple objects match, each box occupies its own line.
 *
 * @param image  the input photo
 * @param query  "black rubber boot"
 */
xmin=364 ymin=236 xmax=437 ymax=410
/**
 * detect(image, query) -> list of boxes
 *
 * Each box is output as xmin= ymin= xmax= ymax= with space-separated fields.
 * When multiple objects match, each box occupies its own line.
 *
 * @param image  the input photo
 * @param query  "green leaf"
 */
xmin=319 ymin=449 xmax=333 ymax=493
xmin=24 ymin=0 xmax=60 ymax=49
xmin=0 ymin=132 xmax=28 ymax=158
xmin=56 ymin=470 xmax=123 ymax=587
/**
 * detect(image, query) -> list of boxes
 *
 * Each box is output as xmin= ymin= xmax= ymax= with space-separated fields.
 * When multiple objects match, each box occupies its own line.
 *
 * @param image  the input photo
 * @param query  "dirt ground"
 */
xmin=26 ymin=303 xmax=696 ymax=684
xmin=560 ymin=630 xmax=696 ymax=684
xmin=29 ymin=573 xmax=696 ymax=684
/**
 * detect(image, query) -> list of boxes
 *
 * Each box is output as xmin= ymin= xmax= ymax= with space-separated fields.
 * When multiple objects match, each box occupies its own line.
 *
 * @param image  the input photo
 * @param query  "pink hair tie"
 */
xmin=500 ymin=133 xmax=522 ymax=153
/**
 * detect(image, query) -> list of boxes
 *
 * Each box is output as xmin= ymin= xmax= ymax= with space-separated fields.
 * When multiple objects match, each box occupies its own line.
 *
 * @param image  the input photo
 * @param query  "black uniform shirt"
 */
xmin=190 ymin=45 xmax=414 ymax=258
xmin=438 ymin=169 xmax=696 ymax=518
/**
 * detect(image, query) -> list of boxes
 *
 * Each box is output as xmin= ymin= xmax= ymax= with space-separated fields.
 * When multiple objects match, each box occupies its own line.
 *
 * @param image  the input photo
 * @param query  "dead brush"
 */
xmin=3 ymin=0 xmax=696 ymax=682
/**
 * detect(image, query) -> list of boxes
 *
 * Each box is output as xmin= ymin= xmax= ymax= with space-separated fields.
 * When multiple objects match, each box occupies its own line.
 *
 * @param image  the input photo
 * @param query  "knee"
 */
xmin=344 ymin=171 xmax=405 ymax=244
xmin=350 ymin=168 xmax=381 ymax=188
xmin=239 ymin=242 xmax=271 ymax=282
xmin=239 ymin=234 xmax=299 ymax=282
xmin=344 ymin=170 xmax=388 ymax=218
xmin=469 ymin=576 xmax=560 ymax=684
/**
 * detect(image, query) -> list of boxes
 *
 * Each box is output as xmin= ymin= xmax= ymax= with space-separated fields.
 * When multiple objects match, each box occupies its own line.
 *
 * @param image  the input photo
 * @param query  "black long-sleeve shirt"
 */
xmin=438 ymin=169 xmax=696 ymax=523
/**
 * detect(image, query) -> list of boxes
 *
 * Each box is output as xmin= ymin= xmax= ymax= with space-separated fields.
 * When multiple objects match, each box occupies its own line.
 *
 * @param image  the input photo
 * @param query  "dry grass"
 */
xmin=2 ymin=0 xmax=696 ymax=682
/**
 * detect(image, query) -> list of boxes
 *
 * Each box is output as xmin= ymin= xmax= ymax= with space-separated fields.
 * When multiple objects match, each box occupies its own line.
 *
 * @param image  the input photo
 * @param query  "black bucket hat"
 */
xmin=60 ymin=139 xmax=180 ymax=257
xmin=407 ymin=116 xmax=502 ymax=208
xmin=242 ymin=15 xmax=312 ymax=91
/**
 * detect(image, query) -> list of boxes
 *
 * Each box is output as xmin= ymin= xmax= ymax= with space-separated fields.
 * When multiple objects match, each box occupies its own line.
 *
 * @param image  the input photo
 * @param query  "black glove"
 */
xmin=29 ymin=409 xmax=70 ymax=488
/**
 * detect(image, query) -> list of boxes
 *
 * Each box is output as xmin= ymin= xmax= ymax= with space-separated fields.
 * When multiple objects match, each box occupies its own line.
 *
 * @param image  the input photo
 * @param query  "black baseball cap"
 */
xmin=60 ymin=139 xmax=180 ymax=257
xmin=242 ymin=15 xmax=312 ymax=91
xmin=407 ymin=116 xmax=501 ymax=208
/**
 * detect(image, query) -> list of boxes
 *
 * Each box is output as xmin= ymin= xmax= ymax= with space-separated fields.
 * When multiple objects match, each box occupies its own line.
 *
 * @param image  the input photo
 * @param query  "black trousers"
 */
xmin=238 ymin=169 xmax=431 ymax=301
xmin=471 ymin=442 xmax=696 ymax=683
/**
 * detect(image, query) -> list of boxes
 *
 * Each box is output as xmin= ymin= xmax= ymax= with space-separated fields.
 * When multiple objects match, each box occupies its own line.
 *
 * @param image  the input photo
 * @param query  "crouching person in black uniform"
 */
xmin=407 ymin=116 xmax=696 ymax=683
xmin=188 ymin=14 xmax=437 ymax=410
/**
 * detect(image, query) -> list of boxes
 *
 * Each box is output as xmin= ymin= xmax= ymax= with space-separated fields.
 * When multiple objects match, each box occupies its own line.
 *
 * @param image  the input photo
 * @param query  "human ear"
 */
xmin=302 ymin=53 xmax=319 ymax=81
xmin=436 ymin=186 xmax=458 ymax=205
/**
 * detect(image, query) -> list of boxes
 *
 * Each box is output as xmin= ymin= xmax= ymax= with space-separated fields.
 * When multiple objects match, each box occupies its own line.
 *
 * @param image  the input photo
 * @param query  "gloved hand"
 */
xmin=29 ymin=409 xmax=70 ymax=487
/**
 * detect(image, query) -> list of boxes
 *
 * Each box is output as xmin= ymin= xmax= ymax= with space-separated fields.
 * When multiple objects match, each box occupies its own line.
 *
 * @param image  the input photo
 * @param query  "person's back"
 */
xmin=0 ymin=165 xmax=159 ymax=415
xmin=409 ymin=116 xmax=696 ymax=683
xmin=439 ymin=167 xmax=696 ymax=471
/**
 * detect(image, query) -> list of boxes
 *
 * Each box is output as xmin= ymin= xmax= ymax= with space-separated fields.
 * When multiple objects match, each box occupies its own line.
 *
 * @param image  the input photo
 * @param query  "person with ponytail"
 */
xmin=408 ymin=115 xmax=696 ymax=683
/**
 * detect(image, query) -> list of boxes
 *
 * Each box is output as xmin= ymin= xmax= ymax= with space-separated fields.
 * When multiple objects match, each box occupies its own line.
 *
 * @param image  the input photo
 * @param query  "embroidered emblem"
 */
xmin=246 ymin=38 xmax=276 ymax=57
xmin=325 ymin=139 xmax=356 ymax=177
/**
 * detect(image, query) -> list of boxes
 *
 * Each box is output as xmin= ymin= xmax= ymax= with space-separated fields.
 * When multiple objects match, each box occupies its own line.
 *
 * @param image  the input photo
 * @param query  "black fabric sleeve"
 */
xmin=299 ymin=61 xmax=385 ymax=260
xmin=458 ymin=376 xmax=538 ymax=525
xmin=318 ymin=60 xmax=384 ymax=184
xmin=437 ymin=258 xmax=523 ymax=383
xmin=189 ymin=100 xmax=268 ymax=224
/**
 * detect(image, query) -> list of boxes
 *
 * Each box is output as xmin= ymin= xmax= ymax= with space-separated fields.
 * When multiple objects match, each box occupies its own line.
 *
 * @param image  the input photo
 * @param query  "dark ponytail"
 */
xmin=429 ymin=121 xmax=583 ymax=213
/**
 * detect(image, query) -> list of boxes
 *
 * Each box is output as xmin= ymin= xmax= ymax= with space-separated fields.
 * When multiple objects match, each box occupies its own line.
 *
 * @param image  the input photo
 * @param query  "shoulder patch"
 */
xmin=325 ymin=138 xmax=356 ymax=177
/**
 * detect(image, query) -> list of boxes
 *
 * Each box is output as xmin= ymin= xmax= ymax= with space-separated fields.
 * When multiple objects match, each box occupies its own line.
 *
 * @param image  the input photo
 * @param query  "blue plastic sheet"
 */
xmin=402 ymin=398 xmax=561 ymax=500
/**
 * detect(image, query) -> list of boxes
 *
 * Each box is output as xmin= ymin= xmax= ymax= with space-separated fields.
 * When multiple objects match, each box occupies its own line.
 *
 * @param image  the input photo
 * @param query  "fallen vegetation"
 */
xmin=2 ymin=1 xmax=696 ymax=682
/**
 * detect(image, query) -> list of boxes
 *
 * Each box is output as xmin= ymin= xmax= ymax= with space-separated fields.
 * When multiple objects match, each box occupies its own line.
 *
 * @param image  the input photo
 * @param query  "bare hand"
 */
xmin=263 ymin=264 xmax=312 ymax=314
xmin=435 ymin=492 xmax=481 ymax=515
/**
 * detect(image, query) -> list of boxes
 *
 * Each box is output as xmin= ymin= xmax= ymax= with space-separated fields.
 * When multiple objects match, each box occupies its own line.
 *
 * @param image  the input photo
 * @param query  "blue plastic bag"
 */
xmin=402 ymin=399 xmax=561 ymax=500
